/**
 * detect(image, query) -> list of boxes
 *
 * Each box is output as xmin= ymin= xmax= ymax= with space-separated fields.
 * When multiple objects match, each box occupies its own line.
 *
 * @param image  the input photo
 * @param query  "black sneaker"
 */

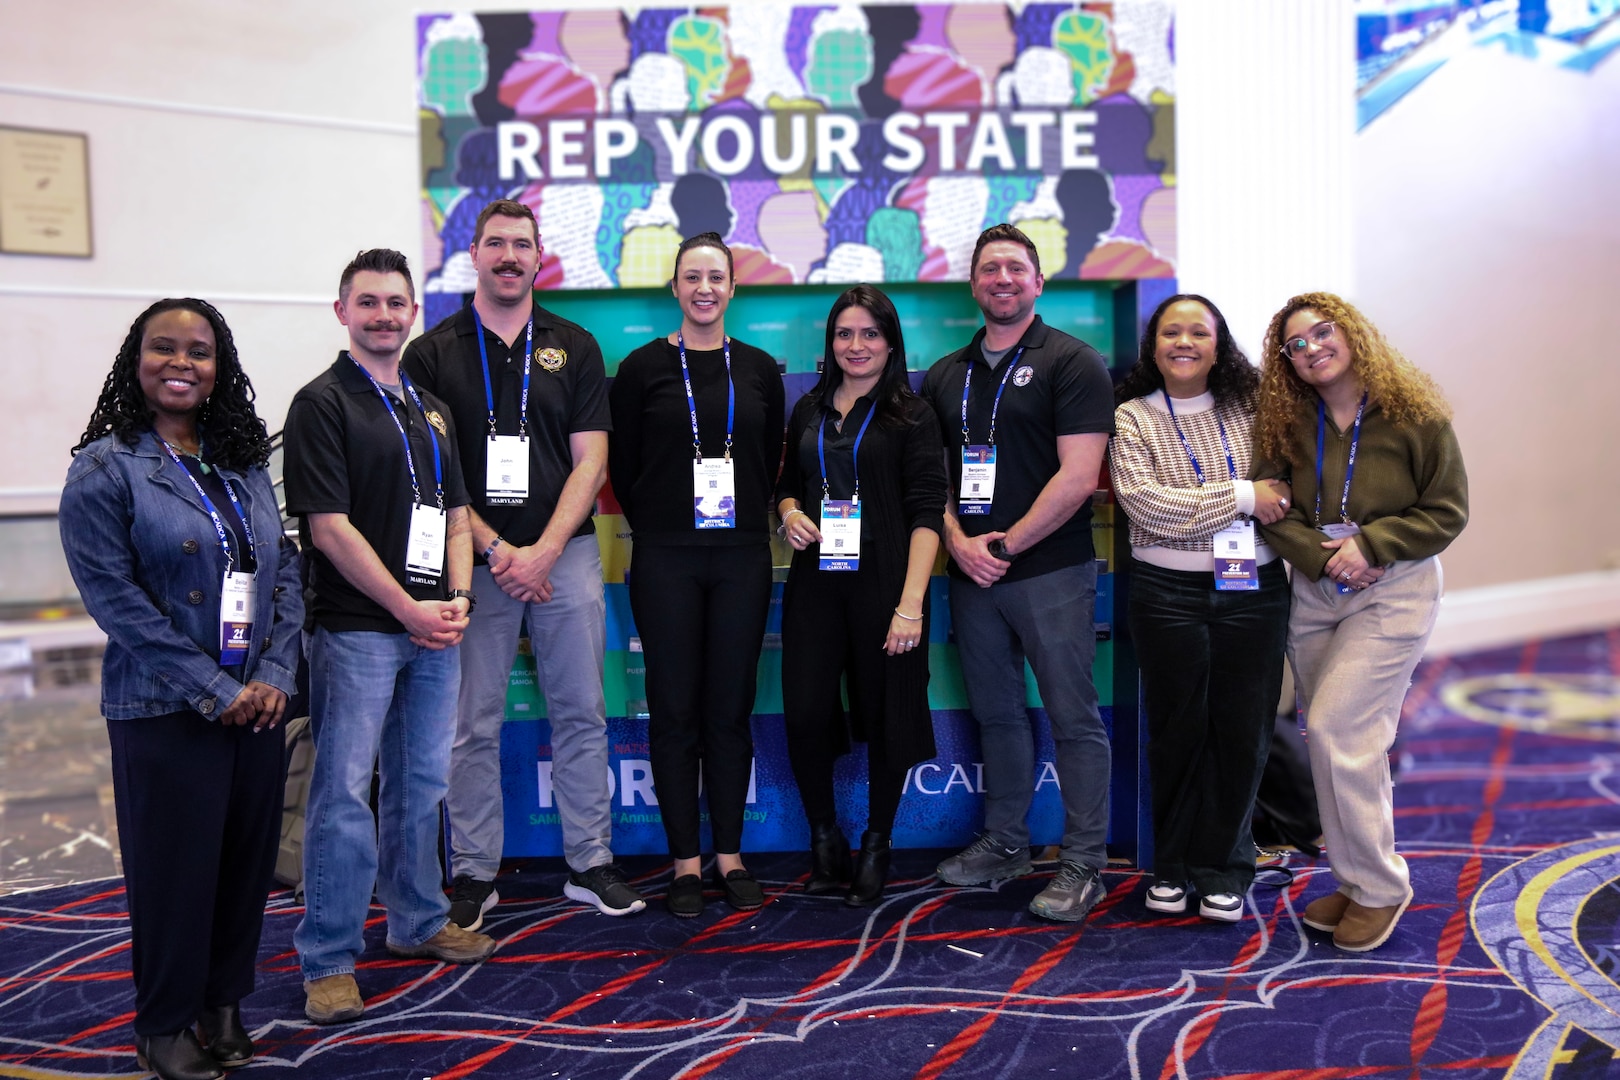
xmin=447 ymin=876 xmax=498 ymax=931
xmin=936 ymin=833 xmax=1032 ymax=885
xmin=1028 ymin=860 xmax=1104 ymax=923
xmin=564 ymin=864 xmax=647 ymax=916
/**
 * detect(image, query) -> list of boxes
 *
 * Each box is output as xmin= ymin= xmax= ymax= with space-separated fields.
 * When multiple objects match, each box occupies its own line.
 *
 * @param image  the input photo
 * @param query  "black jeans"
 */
xmin=1128 ymin=558 xmax=1289 ymax=894
xmin=628 ymin=543 xmax=772 ymax=859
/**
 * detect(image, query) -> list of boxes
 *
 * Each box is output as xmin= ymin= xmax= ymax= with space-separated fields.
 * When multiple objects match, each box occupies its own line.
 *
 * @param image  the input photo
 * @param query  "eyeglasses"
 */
xmin=1280 ymin=321 xmax=1335 ymax=361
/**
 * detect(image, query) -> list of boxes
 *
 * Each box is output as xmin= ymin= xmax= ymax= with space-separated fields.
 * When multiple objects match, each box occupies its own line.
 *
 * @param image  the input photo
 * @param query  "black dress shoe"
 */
xmin=718 ymin=867 xmax=764 ymax=911
xmin=196 ymin=1003 xmax=253 ymax=1067
xmin=667 ymin=873 xmax=704 ymax=918
xmin=804 ymin=822 xmax=853 ymax=895
xmin=135 ymin=1029 xmax=224 ymax=1080
xmin=845 ymin=830 xmax=892 ymax=907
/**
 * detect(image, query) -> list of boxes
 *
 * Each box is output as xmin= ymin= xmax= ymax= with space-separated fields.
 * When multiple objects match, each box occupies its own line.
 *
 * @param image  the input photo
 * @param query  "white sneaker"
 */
xmin=1199 ymin=892 xmax=1244 ymax=922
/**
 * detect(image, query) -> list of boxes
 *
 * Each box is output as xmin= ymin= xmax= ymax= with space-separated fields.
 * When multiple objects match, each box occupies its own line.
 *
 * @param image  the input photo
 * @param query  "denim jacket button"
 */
xmin=182 ymin=539 xmax=200 ymax=554
xmin=199 ymin=697 xmax=216 ymax=715
xmin=187 ymin=590 xmax=205 ymax=605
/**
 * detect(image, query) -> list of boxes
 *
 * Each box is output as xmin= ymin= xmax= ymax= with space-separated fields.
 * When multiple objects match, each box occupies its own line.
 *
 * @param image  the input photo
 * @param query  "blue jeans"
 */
xmin=295 ymin=627 xmax=458 ymax=981
xmin=949 ymin=562 xmax=1109 ymax=868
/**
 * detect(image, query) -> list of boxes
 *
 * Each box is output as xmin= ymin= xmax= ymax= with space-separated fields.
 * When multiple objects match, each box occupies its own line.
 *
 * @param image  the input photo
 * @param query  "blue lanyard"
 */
xmin=1161 ymin=391 xmax=1239 ymax=486
xmin=1314 ymin=392 xmax=1367 ymax=527
xmin=960 ymin=347 xmax=1023 ymax=446
xmin=816 ymin=398 xmax=878 ymax=502
xmin=157 ymin=436 xmax=257 ymax=573
xmin=351 ymin=354 xmax=445 ymax=509
xmin=473 ymin=308 xmax=532 ymax=439
xmin=678 ymin=333 xmax=733 ymax=461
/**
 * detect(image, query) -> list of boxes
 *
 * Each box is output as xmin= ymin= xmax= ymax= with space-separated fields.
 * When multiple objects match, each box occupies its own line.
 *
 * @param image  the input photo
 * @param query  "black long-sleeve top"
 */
xmin=608 ymin=337 xmax=784 ymax=546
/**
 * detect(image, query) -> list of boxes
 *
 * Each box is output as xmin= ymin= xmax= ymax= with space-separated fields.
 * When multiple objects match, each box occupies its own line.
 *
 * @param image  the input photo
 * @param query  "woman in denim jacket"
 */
xmin=59 ymin=299 xmax=303 ymax=1080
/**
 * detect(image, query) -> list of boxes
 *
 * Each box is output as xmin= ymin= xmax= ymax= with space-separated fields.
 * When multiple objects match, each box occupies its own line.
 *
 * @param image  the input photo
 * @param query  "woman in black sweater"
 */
xmin=607 ymin=232 xmax=784 ymax=917
xmin=776 ymin=285 xmax=947 ymax=905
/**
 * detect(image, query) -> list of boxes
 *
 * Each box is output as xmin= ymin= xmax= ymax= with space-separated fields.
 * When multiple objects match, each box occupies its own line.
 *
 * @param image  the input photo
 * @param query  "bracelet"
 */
xmin=483 ymin=536 xmax=504 ymax=560
xmin=893 ymin=607 xmax=922 ymax=622
xmin=777 ymin=507 xmax=806 ymax=539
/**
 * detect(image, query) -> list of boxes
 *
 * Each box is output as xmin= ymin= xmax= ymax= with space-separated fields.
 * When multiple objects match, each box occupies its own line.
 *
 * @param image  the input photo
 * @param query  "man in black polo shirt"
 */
xmin=404 ymin=199 xmax=641 ymax=925
xmin=920 ymin=223 xmax=1115 ymax=922
xmin=284 ymin=248 xmax=493 ymax=1025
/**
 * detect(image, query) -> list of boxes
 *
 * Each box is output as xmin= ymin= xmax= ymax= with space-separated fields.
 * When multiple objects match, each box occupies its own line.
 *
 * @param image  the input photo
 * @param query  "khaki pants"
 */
xmin=1288 ymin=556 xmax=1441 ymax=908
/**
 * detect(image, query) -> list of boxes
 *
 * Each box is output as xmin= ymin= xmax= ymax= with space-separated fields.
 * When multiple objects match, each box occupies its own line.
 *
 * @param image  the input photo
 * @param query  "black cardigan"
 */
xmin=776 ymin=391 xmax=947 ymax=768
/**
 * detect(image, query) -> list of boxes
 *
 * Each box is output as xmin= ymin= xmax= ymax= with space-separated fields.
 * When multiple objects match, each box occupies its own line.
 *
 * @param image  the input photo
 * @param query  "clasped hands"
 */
xmin=219 ymin=680 xmax=289 ymax=732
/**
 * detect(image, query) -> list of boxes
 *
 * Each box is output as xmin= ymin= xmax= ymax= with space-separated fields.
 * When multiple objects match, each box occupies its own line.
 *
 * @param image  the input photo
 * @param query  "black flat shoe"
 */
xmin=718 ymin=867 xmax=764 ymax=911
xmin=668 ymin=873 xmax=704 ymax=918
xmin=135 ymin=1030 xmax=223 ymax=1080
xmin=845 ymin=830 xmax=892 ymax=907
xmin=196 ymin=1003 xmax=253 ymax=1067
xmin=805 ymin=822 xmax=852 ymax=895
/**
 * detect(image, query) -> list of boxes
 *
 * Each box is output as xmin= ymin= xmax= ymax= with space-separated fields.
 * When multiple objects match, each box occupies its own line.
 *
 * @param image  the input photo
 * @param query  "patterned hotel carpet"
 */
xmin=1 ymin=630 xmax=1618 ymax=1079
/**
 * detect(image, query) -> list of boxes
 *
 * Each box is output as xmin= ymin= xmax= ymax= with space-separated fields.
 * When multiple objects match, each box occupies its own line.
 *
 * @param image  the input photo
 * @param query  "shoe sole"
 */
xmin=450 ymin=888 xmax=500 ymax=933
xmin=208 ymin=1050 xmax=253 ymax=1068
xmin=1199 ymin=902 xmax=1243 ymax=923
xmin=1333 ymin=892 xmax=1413 ymax=953
xmin=937 ymin=861 xmax=1032 ymax=887
xmin=668 ymin=905 xmax=703 ymax=918
xmin=303 ymin=1004 xmax=363 ymax=1025
xmin=386 ymin=942 xmax=495 ymax=964
xmin=1028 ymin=898 xmax=1097 ymax=922
xmin=564 ymin=880 xmax=648 ymax=916
xmin=1145 ymin=894 xmax=1188 ymax=914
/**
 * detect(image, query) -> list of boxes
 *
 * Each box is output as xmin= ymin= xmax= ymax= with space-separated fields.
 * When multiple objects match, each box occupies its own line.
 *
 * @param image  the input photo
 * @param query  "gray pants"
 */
xmin=949 ymin=562 xmax=1110 ymax=868
xmin=1289 ymin=556 xmax=1441 ymax=908
xmin=446 ymin=535 xmax=612 ymax=878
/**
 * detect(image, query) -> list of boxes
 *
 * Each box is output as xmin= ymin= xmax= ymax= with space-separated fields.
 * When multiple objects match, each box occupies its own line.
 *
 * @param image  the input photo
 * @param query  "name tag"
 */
xmin=1320 ymin=521 xmax=1361 ymax=593
xmin=819 ymin=499 xmax=862 ymax=571
xmin=1212 ymin=520 xmax=1258 ymax=591
xmin=693 ymin=458 xmax=737 ymax=529
xmin=407 ymin=503 xmax=447 ymax=582
xmin=485 ymin=434 xmax=530 ymax=505
xmin=219 ymin=570 xmax=256 ymax=665
xmin=959 ymin=445 xmax=997 ymax=516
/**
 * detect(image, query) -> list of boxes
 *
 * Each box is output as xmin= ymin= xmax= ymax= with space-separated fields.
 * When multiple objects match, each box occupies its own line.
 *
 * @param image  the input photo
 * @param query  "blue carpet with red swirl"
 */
xmin=2 ymin=630 xmax=1618 ymax=1079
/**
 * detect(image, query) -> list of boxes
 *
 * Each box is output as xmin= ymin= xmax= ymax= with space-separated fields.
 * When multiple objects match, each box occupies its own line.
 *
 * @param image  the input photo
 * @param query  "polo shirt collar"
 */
xmin=453 ymin=299 xmax=554 ymax=337
xmin=960 ymin=314 xmax=1050 ymax=364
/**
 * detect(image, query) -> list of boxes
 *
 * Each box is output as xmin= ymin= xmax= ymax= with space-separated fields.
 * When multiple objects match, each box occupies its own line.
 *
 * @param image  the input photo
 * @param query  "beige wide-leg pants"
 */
xmin=1288 ymin=556 xmax=1441 ymax=908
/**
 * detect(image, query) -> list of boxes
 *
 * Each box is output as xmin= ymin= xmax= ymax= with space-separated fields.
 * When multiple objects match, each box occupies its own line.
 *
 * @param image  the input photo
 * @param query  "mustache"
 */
xmin=495 ymin=262 xmax=525 ymax=275
xmin=363 ymin=321 xmax=404 ymax=332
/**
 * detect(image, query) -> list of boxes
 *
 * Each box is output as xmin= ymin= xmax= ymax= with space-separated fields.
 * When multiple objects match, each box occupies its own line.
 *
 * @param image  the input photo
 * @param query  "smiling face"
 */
xmin=831 ymin=304 xmax=890 ymax=394
xmin=1282 ymin=308 xmax=1355 ymax=393
xmin=138 ymin=308 xmax=217 ymax=425
xmin=470 ymin=213 xmax=542 ymax=308
xmin=1153 ymin=299 xmax=1218 ymax=398
xmin=971 ymin=239 xmax=1044 ymax=329
xmin=671 ymin=244 xmax=733 ymax=332
xmin=335 ymin=270 xmax=419 ymax=361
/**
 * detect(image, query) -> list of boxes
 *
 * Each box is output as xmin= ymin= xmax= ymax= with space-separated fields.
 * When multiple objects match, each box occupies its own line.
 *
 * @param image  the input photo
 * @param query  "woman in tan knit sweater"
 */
xmin=1252 ymin=292 xmax=1468 ymax=953
xmin=1110 ymin=294 xmax=1293 ymax=923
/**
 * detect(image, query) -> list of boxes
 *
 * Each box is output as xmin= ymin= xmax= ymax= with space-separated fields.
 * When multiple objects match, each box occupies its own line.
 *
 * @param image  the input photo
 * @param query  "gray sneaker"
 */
xmin=936 ymin=833 xmax=1032 ymax=885
xmin=1028 ymin=860 xmax=1104 ymax=922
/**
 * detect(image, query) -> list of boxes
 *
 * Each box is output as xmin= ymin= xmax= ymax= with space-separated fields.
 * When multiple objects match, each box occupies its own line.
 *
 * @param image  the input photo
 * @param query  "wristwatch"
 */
xmin=987 ymin=538 xmax=1015 ymax=562
xmin=449 ymin=589 xmax=477 ymax=611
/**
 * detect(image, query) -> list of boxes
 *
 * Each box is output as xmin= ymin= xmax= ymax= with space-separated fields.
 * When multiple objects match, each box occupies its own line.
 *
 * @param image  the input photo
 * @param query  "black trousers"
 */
xmin=781 ymin=566 xmax=907 ymax=836
xmin=107 ymin=710 xmax=285 ymax=1035
xmin=1128 ymin=559 xmax=1290 ymax=895
xmin=628 ymin=543 xmax=772 ymax=859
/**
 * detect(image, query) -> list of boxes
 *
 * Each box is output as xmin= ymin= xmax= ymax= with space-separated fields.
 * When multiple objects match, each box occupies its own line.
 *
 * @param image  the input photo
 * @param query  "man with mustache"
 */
xmin=284 ymin=248 xmax=494 ymax=1026
xmin=404 ymin=200 xmax=641 ymax=925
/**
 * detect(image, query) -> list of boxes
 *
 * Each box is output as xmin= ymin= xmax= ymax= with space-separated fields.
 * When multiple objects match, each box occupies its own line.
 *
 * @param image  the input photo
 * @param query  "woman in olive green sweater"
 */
xmin=1251 ymin=291 xmax=1467 ymax=954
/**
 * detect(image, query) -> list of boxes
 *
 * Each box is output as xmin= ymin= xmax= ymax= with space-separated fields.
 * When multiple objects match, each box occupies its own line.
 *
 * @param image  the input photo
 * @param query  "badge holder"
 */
xmin=486 ymin=434 xmax=530 ymax=506
xmin=818 ymin=500 xmax=861 ymax=571
xmin=219 ymin=570 xmax=256 ymax=665
xmin=959 ymin=444 xmax=997 ymax=516
xmin=693 ymin=458 xmax=737 ymax=529
xmin=1213 ymin=520 xmax=1259 ymax=591
xmin=407 ymin=503 xmax=448 ymax=585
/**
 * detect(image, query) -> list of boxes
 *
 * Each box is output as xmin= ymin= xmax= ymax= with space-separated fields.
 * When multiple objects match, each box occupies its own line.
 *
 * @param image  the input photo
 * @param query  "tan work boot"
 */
xmin=304 ymin=973 xmax=364 ymax=1025
xmin=1302 ymin=891 xmax=1352 ymax=932
xmin=1332 ymin=892 xmax=1413 ymax=952
xmin=386 ymin=921 xmax=496 ymax=963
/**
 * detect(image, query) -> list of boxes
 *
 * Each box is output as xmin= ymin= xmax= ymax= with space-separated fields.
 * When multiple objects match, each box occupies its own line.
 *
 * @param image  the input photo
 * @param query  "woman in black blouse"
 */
xmin=776 ymin=285 xmax=947 ymax=905
xmin=608 ymin=232 xmax=784 ymax=917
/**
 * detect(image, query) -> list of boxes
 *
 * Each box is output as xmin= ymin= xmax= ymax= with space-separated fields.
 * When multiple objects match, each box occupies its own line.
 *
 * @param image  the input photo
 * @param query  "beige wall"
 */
xmin=1355 ymin=46 xmax=1620 ymax=587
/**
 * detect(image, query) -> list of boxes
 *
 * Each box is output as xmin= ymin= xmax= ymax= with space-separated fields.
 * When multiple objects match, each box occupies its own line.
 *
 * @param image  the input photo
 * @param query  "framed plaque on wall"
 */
xmin=0 ymin=126 xmax=92 ymax=258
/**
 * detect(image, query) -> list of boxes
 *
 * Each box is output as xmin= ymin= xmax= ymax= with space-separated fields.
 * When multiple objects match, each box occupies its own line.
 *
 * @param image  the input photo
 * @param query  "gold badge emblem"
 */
xmin=426 ymin=410 xmax=448 ymax=436
xmin=537 ymin=348 xmax=567 ymax=372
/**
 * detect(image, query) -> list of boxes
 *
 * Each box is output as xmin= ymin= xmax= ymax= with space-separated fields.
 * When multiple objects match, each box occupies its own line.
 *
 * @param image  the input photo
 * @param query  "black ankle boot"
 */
xmin=135 ymin=1029 xmax=224 ymax=1080
xmin=845 ymin=830 xmax=891 ymax=907
xmin=196 ymin=1002 xmax=253 ymax=1067
xmin=804 ymin=822 xmax=853 ymax=895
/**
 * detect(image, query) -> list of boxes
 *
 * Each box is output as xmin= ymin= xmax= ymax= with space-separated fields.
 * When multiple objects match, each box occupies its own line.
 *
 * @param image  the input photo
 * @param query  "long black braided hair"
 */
xmin=72 ymin=298 xmax=273 ymax=471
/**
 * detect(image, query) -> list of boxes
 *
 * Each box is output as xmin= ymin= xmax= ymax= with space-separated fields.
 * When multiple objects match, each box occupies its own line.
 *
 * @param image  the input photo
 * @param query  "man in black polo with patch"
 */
xmin=285 ymin=247 xmax=492 ymax=1026
xmin=404 ymin=199 xmax=641 ymax=926
xmin=921 ymin=223 xmax=1115 ymax=923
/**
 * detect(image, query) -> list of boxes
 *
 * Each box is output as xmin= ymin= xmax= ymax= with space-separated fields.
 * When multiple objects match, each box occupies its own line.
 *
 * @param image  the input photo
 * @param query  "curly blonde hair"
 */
xmin=1253 ymin=291 xmax=1452 ymax=463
